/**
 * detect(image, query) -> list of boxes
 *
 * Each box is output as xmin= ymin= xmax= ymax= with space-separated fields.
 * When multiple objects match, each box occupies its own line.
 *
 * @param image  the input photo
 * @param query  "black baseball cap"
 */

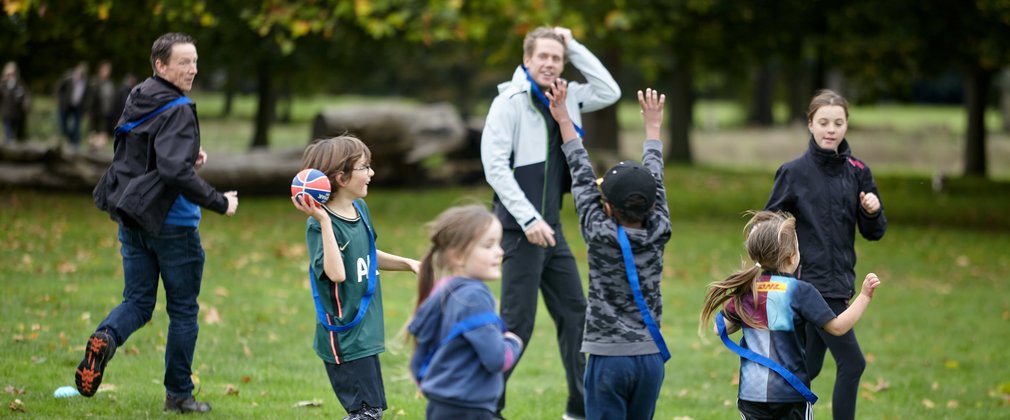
xmin=600 ymin=160 xmax=657 ymax=212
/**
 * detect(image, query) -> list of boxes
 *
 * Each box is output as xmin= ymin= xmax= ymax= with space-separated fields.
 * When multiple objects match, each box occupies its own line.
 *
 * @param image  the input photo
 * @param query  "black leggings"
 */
xmin=804 ymin=298 xmax=866 ymax=420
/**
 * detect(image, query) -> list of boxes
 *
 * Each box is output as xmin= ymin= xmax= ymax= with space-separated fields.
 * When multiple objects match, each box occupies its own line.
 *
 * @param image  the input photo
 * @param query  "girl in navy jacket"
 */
xmin=409 ymin=205 xmax=524 ymax=419
xmin=764 ymin=89 xmax=887 ymax=420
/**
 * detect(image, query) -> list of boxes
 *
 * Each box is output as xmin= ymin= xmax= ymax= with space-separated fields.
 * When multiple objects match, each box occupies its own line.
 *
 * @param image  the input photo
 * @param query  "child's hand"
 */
xmin=860 ymin=272 xmax=881 ymax=298
xmin=859 ymin=191 xmax=881 ymax=214
xmin=291 ymin=194 xmax=329 ymax=222
xmin=544 ymin=78 xmax=571 ymax=123
xmin=504 ymin=331 xmax=524 ymax=352
xmin=638 ymin=88 xmax=665 ymax=139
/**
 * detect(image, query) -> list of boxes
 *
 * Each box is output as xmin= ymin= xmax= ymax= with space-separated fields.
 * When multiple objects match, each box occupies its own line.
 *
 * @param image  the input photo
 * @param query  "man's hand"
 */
xmin=524 ymin=220 xmax=556 ymax=248
xmin=553 ymin=27 xmax=572 ymax=45
xmin=224 ymin=191 xmax=239 ymax=216
xmin=860 ymin=191 xmax=881 ymax=215
xmin=195 ymin=147 xmax=207 ymax=170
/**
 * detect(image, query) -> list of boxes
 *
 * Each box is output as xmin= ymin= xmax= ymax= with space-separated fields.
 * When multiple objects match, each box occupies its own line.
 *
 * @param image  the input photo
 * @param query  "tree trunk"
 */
xmin=251 ymin=57 xmax=275 ymax=150
xmin=964 ymin=65 xmax=991 ymax=177
xmin=222 ymin=66 xmax=236 ymax=117
xmin=582 ymin=47 xmax=620 ymax=152
xmin=666 ymin=56 xmax=693 ymax=164
xmin=749 ymin=61 xmax=776 ymax=126
xmin=785 ymin=56 xmax=810 ymax=125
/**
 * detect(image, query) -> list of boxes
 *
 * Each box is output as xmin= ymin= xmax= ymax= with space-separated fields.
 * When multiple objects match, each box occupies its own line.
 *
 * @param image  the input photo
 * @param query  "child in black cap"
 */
xmin=546 ymin=81 xmax=671 ymax=420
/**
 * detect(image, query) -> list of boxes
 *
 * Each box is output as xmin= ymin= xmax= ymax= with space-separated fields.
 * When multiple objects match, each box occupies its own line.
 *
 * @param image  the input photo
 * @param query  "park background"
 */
xmin=2 ymin=1 xmax=1009 ymax=419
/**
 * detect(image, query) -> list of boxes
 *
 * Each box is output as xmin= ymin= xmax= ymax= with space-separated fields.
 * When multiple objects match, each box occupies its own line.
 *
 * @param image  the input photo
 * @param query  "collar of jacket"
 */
xmin=806 ymin=136 xmax=851 ymax=174
xmin=151 ymin=74 xmax=186 ymax=96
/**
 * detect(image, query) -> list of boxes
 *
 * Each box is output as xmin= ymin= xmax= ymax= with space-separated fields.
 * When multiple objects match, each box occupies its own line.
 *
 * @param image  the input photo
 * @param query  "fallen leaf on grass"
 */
xmin=3 ymin=386 xmax=25 ymax=395
xmin=998 ymin=381 xmax=1010 ymax=395
xmin=922 ymin=398 xmax=936 ymax=409
xmin=947 ymin=400 xmax=959 ymax=408
xmin=944 ymin=359 xmax=960 ymax=369
xmin=8 ymin=398 xmax=25 ymax=412
xmin=293 ymin=399 xmax=323 ymax=408
xmin=224 ymin=384 xmax=239 ymax=396
xmin=215 ymin=287 xmax=229 ymax=298
xmin=203 ymin=307 xmax=222 ymax=325
xmin=241 ymin=376 xmax=251 ymax=384
xmin=58 ymin=261 xmax=77 ymax=274
xmin=860 ymin=377 xmax=890 ymax=393
xmin=97 ymin=383 xmax=117 ymax=393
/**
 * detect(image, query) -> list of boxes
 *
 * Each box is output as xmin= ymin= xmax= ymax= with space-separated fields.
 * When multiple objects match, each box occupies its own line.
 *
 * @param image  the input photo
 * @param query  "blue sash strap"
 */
xmin=523 ymin=66 xmax=585 ymax=138
xmin=716 ymin=312 xmax=818 ymax=404
xmin=116 ymin=96 xmax=193 ymax=135
xmin=307 ymin=201 xmax=378 ymax=333
xmin=616 ymin=226 xmax=670 ymax=362
xmin=416 ymin=311 xmax=504 ymax=382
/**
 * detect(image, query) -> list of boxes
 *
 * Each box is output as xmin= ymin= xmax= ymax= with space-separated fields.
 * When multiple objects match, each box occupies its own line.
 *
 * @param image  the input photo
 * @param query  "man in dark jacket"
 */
xmin=75 ymin=32 xmax=238 ymax=414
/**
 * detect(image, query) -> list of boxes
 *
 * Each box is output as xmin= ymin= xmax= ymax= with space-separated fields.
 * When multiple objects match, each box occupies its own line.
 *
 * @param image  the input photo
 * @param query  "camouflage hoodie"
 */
xmin=561 ymin=138 xmax=671 ymax=355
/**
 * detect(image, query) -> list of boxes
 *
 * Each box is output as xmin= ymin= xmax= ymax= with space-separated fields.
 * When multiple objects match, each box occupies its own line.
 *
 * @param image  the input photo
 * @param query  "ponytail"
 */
xmin=415 ymin=248 xmax=438 ymax=312
xmin=698 ymin=264 xmax=764 ymax=337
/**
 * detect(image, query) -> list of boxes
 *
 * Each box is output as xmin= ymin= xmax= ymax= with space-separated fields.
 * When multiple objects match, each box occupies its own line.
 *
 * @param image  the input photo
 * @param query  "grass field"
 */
xmin=2 ymin=164 xmax=1009 ymax=419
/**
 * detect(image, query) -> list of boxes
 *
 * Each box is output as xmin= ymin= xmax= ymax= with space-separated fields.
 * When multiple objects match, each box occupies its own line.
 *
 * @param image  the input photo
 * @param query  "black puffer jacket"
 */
xmin=94 ymin=76 xmax=227 ymax=231
xmin=765 ymin=137 xmax=887 ymax=299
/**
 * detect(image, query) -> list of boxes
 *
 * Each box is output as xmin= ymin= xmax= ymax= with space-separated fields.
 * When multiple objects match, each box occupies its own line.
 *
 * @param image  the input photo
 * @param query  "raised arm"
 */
xmin=638 ymin=89 xmax=668 ymax=221
xmin=561 ymin=29 xmax=620 ymax=112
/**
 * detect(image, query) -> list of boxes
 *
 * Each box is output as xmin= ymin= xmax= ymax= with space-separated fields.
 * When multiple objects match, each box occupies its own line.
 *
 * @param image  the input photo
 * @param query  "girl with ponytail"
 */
xmin=408 ymin=204 xmax=524 ymax=419
xmin=700 ymin=211 xmax=881 ymax=419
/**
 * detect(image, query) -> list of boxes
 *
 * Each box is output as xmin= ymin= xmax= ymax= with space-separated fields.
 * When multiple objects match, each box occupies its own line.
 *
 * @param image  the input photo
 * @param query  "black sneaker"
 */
xmin=164 ymin=394 xmax=212 ymax=413
xmin=74 ymin=330 xmax=116 ymax=397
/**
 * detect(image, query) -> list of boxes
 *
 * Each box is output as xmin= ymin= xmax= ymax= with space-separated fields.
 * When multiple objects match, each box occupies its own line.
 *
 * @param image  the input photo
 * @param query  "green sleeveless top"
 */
xmin=306 ymin=199 xmax=384 ymax=363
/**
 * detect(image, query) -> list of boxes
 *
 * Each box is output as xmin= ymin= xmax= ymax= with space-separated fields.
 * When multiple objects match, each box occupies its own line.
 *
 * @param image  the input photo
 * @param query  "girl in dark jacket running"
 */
xmin=764 ymin=89 xmax=888 ymax=420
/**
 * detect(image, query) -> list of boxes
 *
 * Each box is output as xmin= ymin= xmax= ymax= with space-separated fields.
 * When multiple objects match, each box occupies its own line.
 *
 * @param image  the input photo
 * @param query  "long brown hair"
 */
xmin=699 ymin=211 xmax=799 ymax=335
xmin=807 ymin=89 xmax=849 ymax=123
xmin=301 ymin=135 xmax=371 ymax=190
xmin=415 ymin=205 xmax=497 ymax=310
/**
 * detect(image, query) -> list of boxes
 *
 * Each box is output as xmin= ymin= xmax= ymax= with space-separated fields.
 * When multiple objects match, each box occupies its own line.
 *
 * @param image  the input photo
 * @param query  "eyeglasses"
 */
xmin=353 ymin=164 xmax=372 ymax=172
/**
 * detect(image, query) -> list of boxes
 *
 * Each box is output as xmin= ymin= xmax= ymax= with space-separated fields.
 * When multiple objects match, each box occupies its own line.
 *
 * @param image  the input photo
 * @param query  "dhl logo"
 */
xmin=756 ymin=282 xmax=787 ymax=292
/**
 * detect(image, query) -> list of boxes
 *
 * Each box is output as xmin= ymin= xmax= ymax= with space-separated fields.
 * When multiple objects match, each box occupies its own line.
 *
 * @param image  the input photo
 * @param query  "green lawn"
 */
xmin=2 ymin=166 xmax=1009 ymax=419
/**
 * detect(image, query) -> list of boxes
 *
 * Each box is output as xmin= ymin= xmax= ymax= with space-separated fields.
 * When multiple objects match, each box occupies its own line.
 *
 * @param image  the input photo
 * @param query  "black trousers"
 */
xmin=496 ymin=226 xmax=587 ymax=417
xmin=804 ymin=298 xmax=866 ymax=420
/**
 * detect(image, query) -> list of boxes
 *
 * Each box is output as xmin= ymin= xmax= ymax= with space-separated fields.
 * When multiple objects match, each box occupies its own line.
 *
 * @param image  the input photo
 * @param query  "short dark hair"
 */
xmin=150 ymin=32 xmax=195 ymax=75
xmin=607 ymin=194 xmax=652 ymax=225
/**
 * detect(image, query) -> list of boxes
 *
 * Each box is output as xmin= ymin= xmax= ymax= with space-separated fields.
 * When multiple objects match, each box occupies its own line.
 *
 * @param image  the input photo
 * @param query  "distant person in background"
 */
xmin=1 ymin=61 xmax=30 ymax=143
xmin=56 ymin=61 xmax=89 ymax=149
xmin=763 ymin=89 xmax=887 ymax=420
xmin=115 ymin=72 xmax=138 ymax=127
xmin=88 ymin=61 xmax=117 ymax=150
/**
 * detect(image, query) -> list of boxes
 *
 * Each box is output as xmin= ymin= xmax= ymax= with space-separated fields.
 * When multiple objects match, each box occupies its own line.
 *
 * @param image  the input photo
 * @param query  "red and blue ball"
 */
xmin=291 ymin=168 xmax=331 ymax=204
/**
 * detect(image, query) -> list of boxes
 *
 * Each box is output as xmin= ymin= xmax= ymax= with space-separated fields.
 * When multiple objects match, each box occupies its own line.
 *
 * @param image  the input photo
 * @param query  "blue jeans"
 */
xmin=97 ymin=224 xmax=205 ymax=398
xmin=59 ymin=106 xmax=83 ymax=146
xmin=584 ymin=354 xmax=665 ymax=420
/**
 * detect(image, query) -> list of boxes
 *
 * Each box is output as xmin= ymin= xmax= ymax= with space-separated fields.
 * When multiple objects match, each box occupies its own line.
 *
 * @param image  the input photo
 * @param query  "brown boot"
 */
xmin=164 ymin=394 xmax=212 ymax=413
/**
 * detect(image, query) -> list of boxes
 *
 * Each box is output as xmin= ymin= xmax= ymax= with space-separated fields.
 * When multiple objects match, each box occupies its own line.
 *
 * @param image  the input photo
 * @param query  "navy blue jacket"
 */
xmin=408 ymin=277 xmax=522 ymax=411
xmin=765 ymin=138 xmax=887 ymax=299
